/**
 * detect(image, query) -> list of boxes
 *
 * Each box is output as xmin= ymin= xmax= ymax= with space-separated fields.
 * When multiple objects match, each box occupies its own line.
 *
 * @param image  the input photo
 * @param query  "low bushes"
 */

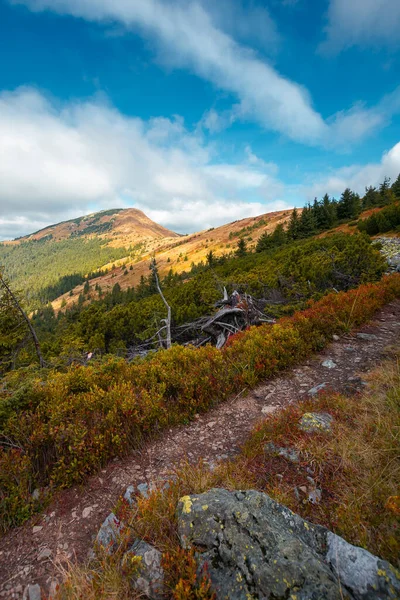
xmin=1 ymin=273 xmax=400 ymax=532
xmin=57 ymin=353 xmax=400 ymax=598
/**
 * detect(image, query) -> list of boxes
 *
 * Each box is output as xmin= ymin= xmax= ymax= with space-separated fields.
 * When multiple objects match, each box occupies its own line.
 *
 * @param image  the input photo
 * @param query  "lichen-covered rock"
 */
xmin=124 ymin=539 xmax=164 ymax=599
xmin=95 ymin=512 xmax=124 ymax=554
xmin=177 ymin=488 xmax=400 ymax=600
xmin=299 ymin=412 xmax=333 ymax=433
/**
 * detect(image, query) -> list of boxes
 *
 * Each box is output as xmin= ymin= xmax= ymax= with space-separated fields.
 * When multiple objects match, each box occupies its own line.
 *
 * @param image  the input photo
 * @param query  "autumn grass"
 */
xmin=57 ymin=350 xmax=400 ymax=597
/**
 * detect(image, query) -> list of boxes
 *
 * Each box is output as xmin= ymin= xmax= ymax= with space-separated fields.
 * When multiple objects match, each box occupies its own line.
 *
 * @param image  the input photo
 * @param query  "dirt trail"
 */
xmin=1 ymin=300 xmax=400 ymax=599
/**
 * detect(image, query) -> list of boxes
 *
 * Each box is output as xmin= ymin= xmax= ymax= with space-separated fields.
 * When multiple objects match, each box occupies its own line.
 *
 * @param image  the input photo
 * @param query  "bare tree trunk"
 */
xmin=150 ymin=258 xmax=172 ymax=349
xmin=0 ymin=276 xmax=45 ymax=368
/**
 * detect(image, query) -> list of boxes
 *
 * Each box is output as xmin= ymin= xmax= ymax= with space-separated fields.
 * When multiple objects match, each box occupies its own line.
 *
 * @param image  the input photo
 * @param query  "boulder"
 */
xmin=124 ymin=539 xmax=164 ymax=599
xmin=299 ymin=412 xmax=333 ymax=433
xmin=177 ymin=488 xmax=400 ymax=600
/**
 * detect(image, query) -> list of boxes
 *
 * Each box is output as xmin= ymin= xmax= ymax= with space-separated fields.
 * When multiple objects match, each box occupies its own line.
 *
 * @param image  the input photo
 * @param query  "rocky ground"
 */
xmin=1 ymin=299 xmax=400 ymax=599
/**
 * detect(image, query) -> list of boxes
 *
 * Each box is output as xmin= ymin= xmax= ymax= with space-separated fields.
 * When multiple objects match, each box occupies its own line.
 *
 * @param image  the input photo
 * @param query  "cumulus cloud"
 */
xmin=299 ymin=142 xmax=400 ymax=201
xmin=0 ymin=87 xmax=287 ymax=240
xmin=320 ymin=0 xmax=400 ymax=54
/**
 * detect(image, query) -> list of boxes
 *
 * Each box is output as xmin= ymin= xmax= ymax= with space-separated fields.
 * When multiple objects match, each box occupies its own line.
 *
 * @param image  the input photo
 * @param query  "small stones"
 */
xmin=22 ymin=584 xmax=41 ymax=600
xmin=95 ymin=513 xmax=124 ymax=554
xmin=32 ymin=526 xmax=43 ymax=534
xmin=307 ymin=382 xmax=327 ymax=397
xmin=37 ymin=547 xmax=52 ymax=561
xmin=298 ymin=412 xmax=333 ymax=433
xmin=332 ymin=334 xmax=340 ymax=341
xmin=82 ymin=506 xmax=94 ymax=519
xmin=357 ymin=332 xmax=378 ymax=341
xmin=261 ymin=405 xmax=278 ymax=415
xmin=264 ymin=442 xmax=299 ymax=463
xmin=321 ymin=359 xmax=336 ymax=369
xmin=124 ymin=540 xmax=164 ymax=599
xmin=32 ymin=489 xmax=40 ymax=501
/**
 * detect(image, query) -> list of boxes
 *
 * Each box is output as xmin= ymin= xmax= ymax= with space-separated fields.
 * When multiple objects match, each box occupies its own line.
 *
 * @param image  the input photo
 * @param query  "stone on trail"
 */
xmin=357 ymin=333 xmax=378 ymax=341
xmin=124 ymin=539 xmax=164 ymax=599
xmin=308 ymin=382 xmax=328 ymax=397
xmin=322 ymin=359 xmax=336 ymax=369
xmin=177 ymin=488 xmax=400 ymax=600
xmin=299 ymin=412 xmax=333 ymax=433
xmin=22 ymin=584 xmax=41 ymax=600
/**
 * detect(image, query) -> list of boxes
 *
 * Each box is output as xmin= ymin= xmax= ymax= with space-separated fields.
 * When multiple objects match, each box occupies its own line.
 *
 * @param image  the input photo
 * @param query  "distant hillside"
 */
xmin=50 ymin=209 xmax=292 ymax=312
xmin=0 ymin=208 xmax=179 ymax=308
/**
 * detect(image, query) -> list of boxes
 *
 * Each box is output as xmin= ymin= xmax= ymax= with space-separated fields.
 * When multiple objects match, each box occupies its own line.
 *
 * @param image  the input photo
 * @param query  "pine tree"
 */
xmin=236 ymin=238 xmax=247 ymax=257
xmin=362 ymin=186 xmax=380 ymax=208
xmin=337 ymin=188 xmax=361 ymax=220
xmin=298 ymin=204 xmax=316 ymax=238
xmin=392 ymin=173 xmax=400 ymax=199
xmin=287 ymin=208 xmax=300 ymax=240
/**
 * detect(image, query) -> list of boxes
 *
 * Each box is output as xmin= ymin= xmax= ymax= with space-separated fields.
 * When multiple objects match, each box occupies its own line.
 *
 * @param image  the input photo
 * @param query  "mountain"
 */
xmin=15 ymin=208 xmax=179 ymax=245
xmin=0 ymin=208 xmax=179 ymax=308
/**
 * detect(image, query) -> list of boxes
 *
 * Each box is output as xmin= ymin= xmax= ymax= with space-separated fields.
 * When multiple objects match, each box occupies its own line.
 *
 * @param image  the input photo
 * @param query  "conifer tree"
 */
xmin=392 ymin=173 xmax=400 ymax=199
xmin=236 ymin=238 xmax=248 ymax=257
xmin=287 ymin=208 xmax=300 ymax=240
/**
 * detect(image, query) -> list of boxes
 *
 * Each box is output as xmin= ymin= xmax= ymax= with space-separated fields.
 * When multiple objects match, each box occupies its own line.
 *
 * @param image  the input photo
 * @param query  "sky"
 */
xmin=0 ymin=0 xmax=400 ymax=239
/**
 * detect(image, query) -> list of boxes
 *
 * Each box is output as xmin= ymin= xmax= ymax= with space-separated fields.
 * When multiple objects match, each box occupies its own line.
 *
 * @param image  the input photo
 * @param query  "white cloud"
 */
xmin=320 ymin=0 xmax=400 ymax=54
xmin=13 ymin=0 xmax=400 ymax=147
xmin=0 ymin=87 xmax=287 ymax=240
xmin=11 ymin=0 xmax=328 ymax=145
xmin=299 ymin=142 xmax=400 ymax=201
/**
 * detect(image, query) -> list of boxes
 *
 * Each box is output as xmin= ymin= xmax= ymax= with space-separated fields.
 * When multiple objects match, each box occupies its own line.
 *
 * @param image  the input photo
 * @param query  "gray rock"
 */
xmin=308 ymin=382 xmax=328 ymax=397
xmin=322 ymin=359 xmax=336 ymax=369
xmin=125 ymin=539 xmax=164 ymax=599
xmin=137 ymin=482 xmax=151 ymax=498
xmin=124 ymin=485 xmax=136 ymax=507
xmin=95 ymin=512 xmax=124 ymax=554
xmin=326 ymin=531 xmax=400 ymax=600
xmin=37 ymin=547 xmax=52 ymax=561
xmin=357 ymin=333 xmax=378 ymax=341
xmin=177 ymin=488 xmax=400 ymax=600
xmin=264 ymin=442 xmax=300 ymax=463
xmin=299 ymin=412 xmax=333 ymax=433
xmin=22 ymin=584 xmax=41 ymax=600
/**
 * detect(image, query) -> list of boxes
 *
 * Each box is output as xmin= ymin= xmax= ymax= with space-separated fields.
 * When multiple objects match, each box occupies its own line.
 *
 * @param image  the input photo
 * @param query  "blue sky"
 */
xmin=1 ymin=0 xmax=400 ymax=238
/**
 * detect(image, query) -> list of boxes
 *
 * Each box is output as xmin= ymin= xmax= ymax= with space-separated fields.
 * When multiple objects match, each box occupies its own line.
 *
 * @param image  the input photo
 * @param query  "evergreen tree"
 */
xmin=206 ymin=250 xmax=215 ymax=267
xmin=392 ymin=173 xmax=400 ymax=199
xmin=362 ymin=186 xmax=380 ymax=208
xmin=83 ymin=280 xmax=90 ymax=294
xmin=337 ymin=188 xmax=361 ymax=220
xmin=319 ymin=194 xmax=337 ymax=229
xmin=287 ymin=208 xmax=300 ymax=240
xmin=235 ymin=238 xmax=248 ymax=257
xmin=298 ymin=204 xmax=316 ymax=238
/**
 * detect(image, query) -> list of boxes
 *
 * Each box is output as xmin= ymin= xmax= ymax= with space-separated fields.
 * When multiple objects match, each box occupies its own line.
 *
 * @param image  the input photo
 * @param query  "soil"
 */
xmin=1 ymin=299 xmax=400 ymax=599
